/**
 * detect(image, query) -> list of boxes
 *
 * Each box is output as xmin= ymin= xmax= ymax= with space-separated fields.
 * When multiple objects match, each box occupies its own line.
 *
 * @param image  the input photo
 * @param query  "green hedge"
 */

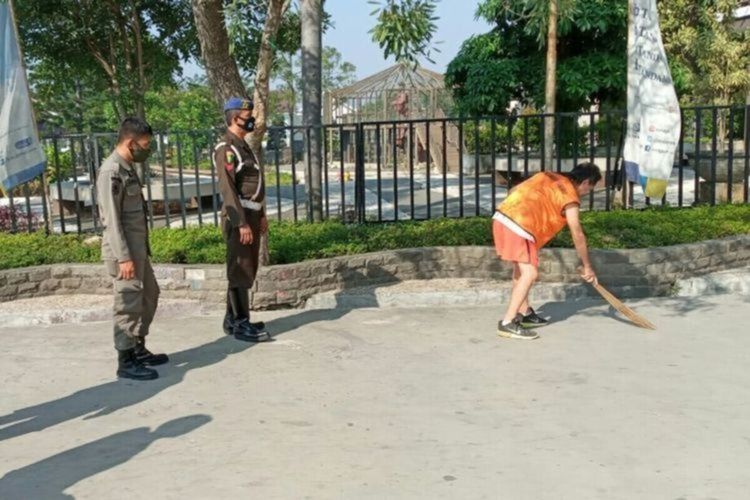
xmin=1 ymin=205 xmax=749 ymax=270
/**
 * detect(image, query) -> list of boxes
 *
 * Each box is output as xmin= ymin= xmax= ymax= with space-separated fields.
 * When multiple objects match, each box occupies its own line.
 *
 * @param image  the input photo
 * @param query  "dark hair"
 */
xmin=225 ymin=109 xmax=242 ymax=126
xmin=564 ymin=162 xmax=602 ymax=186
xmin=117 ymin=117 xmax=153 ymax=143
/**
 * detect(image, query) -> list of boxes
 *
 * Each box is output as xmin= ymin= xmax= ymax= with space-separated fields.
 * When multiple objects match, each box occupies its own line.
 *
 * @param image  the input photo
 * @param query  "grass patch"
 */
xmin=1 ymin=205 xmax=748 ymax=270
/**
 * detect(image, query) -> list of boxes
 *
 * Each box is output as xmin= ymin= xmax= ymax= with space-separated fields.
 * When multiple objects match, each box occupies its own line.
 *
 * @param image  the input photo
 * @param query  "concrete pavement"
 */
xmin=1 ymin=295 xmax=749 ymax=499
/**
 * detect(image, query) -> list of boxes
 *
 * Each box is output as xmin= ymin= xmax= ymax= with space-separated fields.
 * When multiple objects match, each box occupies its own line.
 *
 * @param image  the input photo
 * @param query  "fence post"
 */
xmin=355 ymin=123 xmax=366 ymax=223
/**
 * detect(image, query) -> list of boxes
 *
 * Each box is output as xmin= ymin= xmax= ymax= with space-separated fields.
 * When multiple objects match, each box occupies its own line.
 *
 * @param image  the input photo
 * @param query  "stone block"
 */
xmin=39 ymin=279 xmax=61 ymax=293
xmin=251 ymin=291 xmax=277 ymax=307
xmin=27 ymin=268 xmax=51 ymax=282
xmin=199 ymin=280 xmax=227 ymax=291
xmin=70 ymin=265 xmax=106 ymax=278
xmin=153 ymin=266 xmax=184 ymax=281
xmin=17 ymin=282 xmax=39 ymax=294
xmin=0 ymin=285 xmax=18 ymax=298
xmin=626 ymin=248 xmax=673 ymax=265
xmin=203 ymin=268 xmax=225 ymax=279
xmin=5 ymin=272 xmax=27 ymax=285
xmin=591 ymin=250 xmax=630 ymax=264
xmin=61 ymin=278 xmax=82 ymax=289
xmin=185 ymin=269 xmax=205 ymax=281
xmin=51 ymin=266 xmax=72 ymax=279
xmin=0 ymin=275 xmax=6 ymax=287
xmin=275 ymin=289 xmax=298 ymax=306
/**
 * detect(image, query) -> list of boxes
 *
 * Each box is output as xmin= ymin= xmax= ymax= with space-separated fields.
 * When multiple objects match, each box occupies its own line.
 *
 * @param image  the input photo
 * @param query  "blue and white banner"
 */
xmin=0 ymin=1 xmax=46 ymax=191
xmin=623 ymin=0 xmax=681 ymax=199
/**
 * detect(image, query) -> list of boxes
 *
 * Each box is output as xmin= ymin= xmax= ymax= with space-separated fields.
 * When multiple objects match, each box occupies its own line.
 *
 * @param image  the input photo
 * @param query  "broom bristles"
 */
xmin=592 ymin=282 xmax=656 ymax=330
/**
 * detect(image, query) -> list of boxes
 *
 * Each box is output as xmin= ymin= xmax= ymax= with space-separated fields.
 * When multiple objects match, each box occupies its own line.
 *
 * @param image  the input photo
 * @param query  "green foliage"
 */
xmin=17 ymin=0 xmax=195 ymax=124
xmin=448 ymin=0 xmax=750 ymax=115
xmin=550 ymin=204 xmax=750 ymax=249
xmin=43 ymin=145 xmax=73 ymax=183
xmin=272 ymin=46 xmax=357 ymax=120
xmin=660 ymin=0 xmax=750 ymax=106
xmin=2 ymin=206 xmax=749 ymax=270
xmin=463 ymin=114 xmax=543 ymax=154
xmin=145 ymin=82 xmax=222 ymax=132
xmin=447 ymin=0 xmax=628 ymax=115
xmin=369 ymin=0 xmax=440 ymax=66
xmin=149 ymin=226 xmax=226 ymax=264
xmin=223 ymin=0 xmax=333 ymax=76
xmin=0 ymin=232 xmax=100 ymax=269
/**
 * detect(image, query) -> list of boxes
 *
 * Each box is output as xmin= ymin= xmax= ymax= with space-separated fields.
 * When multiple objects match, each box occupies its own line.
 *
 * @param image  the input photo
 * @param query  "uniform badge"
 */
xmin=225 ymin=150 xmax=235 ymax=172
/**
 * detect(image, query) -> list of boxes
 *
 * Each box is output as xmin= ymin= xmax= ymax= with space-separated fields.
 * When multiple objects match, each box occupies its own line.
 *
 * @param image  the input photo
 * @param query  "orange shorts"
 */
xmin=492 ymin=220 xmax=539 ymax=267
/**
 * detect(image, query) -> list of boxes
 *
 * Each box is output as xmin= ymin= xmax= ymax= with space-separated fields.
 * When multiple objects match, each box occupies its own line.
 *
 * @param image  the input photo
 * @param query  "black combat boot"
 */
xmin=237 ymin=287 xmax=268 ymax=332
xmin=226 ymin=287 xmax=266 ymax=333
xmin=232 ymin=287 xmax=270 ymax=342
xmin=134 ymin=337 xmax=169 ymax=366
xmin=117 ymin=349 xmax=159 ymax=380
xmin=224 ymin=288 xmax=237 ymax=335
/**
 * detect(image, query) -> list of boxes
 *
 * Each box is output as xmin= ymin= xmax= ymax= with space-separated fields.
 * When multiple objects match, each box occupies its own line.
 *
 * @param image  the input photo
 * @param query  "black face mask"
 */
xmin=237 ymin=116 xmax=255 ymax=132
xmin=130 ymin=142 xmax=151 ymax=163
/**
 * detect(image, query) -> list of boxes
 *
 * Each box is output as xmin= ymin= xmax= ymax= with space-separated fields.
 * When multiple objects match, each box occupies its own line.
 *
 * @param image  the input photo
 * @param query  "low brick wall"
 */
xmin=1 ymin=235 xmax=748 ymax=309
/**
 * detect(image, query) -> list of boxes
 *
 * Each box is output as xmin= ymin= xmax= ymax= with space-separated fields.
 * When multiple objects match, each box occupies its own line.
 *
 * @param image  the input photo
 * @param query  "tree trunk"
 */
xmin=301 ymin=0 xmax=323 ymax=222
xmin=543 ymin=0 xmax=558 ymax=170
xmin=130 ymin=0 xmax=147 ymax=120
xmin=190 ymin=0 xmax=247 ymax=106
xmin=248 ymin=0 xmax=290 ymax=156
xmin=247 ymin=0 xmax=290 ymax=267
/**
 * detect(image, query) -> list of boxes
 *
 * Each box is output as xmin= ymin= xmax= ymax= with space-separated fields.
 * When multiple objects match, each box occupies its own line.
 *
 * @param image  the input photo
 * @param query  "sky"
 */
xmin=322 ymin=0 xmax=492 ymax=80
xmin=184 ymin=0 xmax=493 ymax=85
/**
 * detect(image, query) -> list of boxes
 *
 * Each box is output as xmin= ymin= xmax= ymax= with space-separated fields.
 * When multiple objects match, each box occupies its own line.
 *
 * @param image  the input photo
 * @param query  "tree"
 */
xmin=661 ymin=0 xmax=750 ymax=107
xmin=191 ymin=0 xmax=247 ymax=106
xmin=301 ymin=0 xmax=323 ymax=222
xmin=369 ymin=0 xmax=440 ymax=67
xmin=144 ymin=81 xmax=222 ymax=132
xmin=446 ymin=0 xmax=626 ymax=117
xmin=191 ymin=0 xmax=294 ymax=265
xmin=247 ymin=0 xmax=292 ymax=155
xmin=274 ymin=47 xmax=357 ymax=122
xmin=16 ymin=0 xmax=195 ymax=121
xmin=192 ymin=0 xmax=294 ymax=154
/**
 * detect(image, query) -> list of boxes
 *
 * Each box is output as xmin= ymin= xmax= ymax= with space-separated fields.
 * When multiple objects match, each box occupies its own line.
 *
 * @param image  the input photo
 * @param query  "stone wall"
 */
xmin=1 ymin=235 xmax=748 ymax=309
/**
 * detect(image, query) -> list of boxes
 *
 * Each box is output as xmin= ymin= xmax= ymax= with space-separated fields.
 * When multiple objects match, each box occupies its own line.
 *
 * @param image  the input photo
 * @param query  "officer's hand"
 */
xmin=260 ymin=216 xmax=269 ymax=235
xmin=239 ymin=224 xmax=253 ymax=245
xmin=118 ymin=260 xmax=136 ymax=280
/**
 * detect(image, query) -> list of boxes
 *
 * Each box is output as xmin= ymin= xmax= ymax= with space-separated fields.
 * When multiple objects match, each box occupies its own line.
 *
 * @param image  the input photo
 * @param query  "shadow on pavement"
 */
xmin=0 ymin=414 xmax=211 ymax=500
xmin=0 ymin=266 xmax=399 ymax=443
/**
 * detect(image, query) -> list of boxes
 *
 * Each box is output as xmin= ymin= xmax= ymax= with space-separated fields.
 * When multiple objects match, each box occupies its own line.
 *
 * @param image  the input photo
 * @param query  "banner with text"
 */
xmin=0 ymin=2 xmax=46 ymax=191
xmin=623 ymin=0 xmax=681 ymax=199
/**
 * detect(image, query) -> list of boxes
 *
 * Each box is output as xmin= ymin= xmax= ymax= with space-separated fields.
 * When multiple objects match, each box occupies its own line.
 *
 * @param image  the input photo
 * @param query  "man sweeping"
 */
xmin=493 ymin=163 xmax=602 ymax=340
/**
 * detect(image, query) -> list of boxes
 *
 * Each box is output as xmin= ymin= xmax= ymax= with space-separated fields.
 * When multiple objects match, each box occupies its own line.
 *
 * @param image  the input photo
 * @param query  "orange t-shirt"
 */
xmin=497 ymin=172 xmax=580 ymax=248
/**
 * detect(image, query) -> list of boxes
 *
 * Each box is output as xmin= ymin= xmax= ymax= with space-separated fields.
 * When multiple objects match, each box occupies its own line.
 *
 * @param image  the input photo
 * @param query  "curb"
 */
xmin=0 ymin=297 xmax=217 ymax=328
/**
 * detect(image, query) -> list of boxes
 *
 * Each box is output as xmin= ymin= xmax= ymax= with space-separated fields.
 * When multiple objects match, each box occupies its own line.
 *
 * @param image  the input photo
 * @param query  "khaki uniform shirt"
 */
xmin=97 ymin=151 xmax=150 ymax=262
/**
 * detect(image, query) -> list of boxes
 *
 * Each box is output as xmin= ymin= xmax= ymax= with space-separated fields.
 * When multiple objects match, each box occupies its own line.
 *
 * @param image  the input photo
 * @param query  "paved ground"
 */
xmin=1 ymin=294 xmax=749 ymax=499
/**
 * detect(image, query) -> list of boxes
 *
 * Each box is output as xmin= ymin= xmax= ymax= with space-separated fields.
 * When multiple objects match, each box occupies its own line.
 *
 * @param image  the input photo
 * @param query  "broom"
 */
xmin=578 ymin=268 xmax=656 ymax=330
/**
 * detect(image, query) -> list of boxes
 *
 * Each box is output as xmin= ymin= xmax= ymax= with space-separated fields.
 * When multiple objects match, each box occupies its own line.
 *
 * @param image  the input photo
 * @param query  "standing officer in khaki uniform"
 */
xmin=97 ymin=117 xmax=168 ymax=380
xmin=214 ymin=97 xmax=271 ymax=342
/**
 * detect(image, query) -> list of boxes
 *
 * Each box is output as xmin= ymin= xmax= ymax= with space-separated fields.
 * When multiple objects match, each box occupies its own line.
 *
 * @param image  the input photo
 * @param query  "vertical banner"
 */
xmin=623 ymin=0 xmax=681 ymax=199
xmin=0 ymin=0 xmax=46 ymax=191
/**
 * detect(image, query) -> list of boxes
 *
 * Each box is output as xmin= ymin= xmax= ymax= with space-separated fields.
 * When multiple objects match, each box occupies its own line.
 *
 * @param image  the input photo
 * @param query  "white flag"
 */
xmin=0 ymin=1 xmax=46 ymax=191
xmin=623 ymin=0 xmax=681 ymax=199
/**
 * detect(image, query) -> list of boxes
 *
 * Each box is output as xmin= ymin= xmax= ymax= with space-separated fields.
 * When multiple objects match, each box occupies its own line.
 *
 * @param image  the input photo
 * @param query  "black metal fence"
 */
xmin=1 ymin=105 xmax=748 ymax=234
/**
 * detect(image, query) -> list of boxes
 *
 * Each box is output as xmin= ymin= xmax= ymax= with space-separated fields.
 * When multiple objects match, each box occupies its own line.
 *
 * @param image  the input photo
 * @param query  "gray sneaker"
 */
xmin=497 ymin=319 xmax=540 ymax=340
